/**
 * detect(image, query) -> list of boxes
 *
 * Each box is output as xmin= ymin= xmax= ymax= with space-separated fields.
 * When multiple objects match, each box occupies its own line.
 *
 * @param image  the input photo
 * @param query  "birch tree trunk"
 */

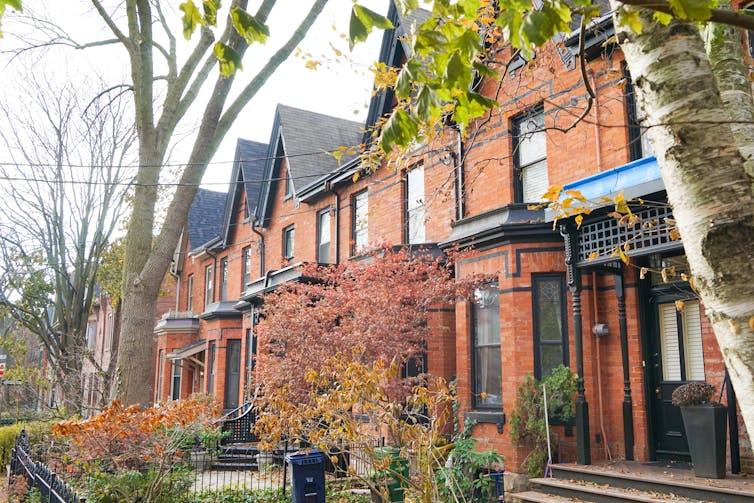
xmin=612 ymin=3 xmax=754 ymax=436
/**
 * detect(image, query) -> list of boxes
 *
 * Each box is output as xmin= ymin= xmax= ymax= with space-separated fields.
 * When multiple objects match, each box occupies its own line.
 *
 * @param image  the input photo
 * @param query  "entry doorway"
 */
xmin=644 ymin=256 xmax=704 ymax=460
xmin=224 ymin=339 xmax=241 ymax=410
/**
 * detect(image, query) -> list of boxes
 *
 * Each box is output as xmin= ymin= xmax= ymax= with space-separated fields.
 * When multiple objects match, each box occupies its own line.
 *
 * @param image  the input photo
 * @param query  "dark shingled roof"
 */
xmin=220 ymin=139 xmax=267 ymax=245
xmin=276 ymin=104 xmax=363 ymax=193
xmin=187 ymin=188 xmax=225 ymax=252
xmin=397 ymin=7 xmax=431 ymax=38
xmin=236 ymin=139 xmax=267 ymax=214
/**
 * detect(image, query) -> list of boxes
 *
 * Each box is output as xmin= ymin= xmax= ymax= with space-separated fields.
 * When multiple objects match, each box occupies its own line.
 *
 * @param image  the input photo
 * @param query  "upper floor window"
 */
xmin=186 ymin=274 xmax=194 ymax=312
xmin=352 ymin=190 xmax=369 ymax=254
xmin=242 ymin=247 xmax=251 ymax=288
xmin=405 ymin=164 xmax=425 ymax=244
xmin=532 ymin=274 xmax=569 ymax=379
xmin=283 ymin=225 xmax=295 ymax=261
xmin=171 ymin=360 xmax=181 ymax=401
xmin=105 ymin=312 xmax=114 ymax=352
xmin=317 ymin=209 xmax=331 ymax=264
xmin=472 ymin=284 xmax=501 ymax=409
xmin=86 ymin=321 xmax=97 ymax=351
xmin=204 ymin=265 xmax=214 ymax=308
xmin=513 ymin=107 xmax=548 ymax=203
xmin=220 ymin=257 xmax=229 ymax=301
xmin=285 ymin=169 xmax=294 ymax=198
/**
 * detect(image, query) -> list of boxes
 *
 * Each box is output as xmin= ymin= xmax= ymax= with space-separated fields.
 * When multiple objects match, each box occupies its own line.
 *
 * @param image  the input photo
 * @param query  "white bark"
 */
xmin=613 ymin=3 xmax=754 ymax=437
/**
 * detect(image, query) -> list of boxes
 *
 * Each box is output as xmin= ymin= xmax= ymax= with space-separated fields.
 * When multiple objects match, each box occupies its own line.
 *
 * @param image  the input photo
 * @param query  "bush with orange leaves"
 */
xmin=51 ymin=396 xmax=220 ymax=475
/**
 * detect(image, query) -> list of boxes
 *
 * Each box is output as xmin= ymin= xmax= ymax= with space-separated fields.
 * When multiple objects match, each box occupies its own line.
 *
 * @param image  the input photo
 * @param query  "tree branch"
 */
xmin=617 ymin=0 xmax=754 ymax=31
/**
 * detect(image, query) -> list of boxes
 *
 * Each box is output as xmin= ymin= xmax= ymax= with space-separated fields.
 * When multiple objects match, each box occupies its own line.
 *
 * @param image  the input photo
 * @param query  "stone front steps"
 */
xmin=511 ymin=463 xmax=754 ymax=503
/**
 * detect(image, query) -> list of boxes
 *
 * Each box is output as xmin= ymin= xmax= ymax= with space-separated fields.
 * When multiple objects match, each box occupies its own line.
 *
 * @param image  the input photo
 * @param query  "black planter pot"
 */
xmin=680 ymin=404 xmax=727 ymax=478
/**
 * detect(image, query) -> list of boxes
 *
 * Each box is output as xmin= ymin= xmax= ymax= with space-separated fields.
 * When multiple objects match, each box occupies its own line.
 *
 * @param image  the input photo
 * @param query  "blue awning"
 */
xmin=547 ymin=156 xmax=664 ymax=221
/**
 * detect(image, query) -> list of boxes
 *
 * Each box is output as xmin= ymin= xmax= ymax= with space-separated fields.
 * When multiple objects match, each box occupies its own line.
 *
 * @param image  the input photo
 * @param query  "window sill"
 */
xmin=465 ymin=411 xmax=506 ymax=434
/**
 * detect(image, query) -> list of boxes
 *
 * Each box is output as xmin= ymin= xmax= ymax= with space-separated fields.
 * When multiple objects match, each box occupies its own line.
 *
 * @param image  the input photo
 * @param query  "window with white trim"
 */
xmin=317 ymin=209 xmax=331 ymax=264
xmin=514 ymin=107 xmax=548 ymax=203
xmin=352 ymin=190 xmax=368 ymax=254
xmin=405 ymin=164 xmax=425 ymax=244
xmin=472 ymin=284 xmax=502 ymax=408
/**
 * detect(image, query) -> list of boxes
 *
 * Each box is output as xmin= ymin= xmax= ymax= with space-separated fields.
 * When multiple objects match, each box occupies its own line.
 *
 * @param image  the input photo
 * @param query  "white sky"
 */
xmin=0 ymin=0 xmax=389 ymax=187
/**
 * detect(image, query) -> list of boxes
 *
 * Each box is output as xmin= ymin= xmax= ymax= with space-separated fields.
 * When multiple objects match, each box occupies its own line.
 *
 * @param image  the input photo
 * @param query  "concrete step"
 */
xmin=528 ymin=478 xmax=710 ymax=503
xmin=549 ymin=464 xmax=754 ymax=503
xmin=511 ymin=490 xmax=581 ymax=502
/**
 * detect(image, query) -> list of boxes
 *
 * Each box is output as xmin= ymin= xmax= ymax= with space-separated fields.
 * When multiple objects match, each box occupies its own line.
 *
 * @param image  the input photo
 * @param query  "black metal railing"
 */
xmin=217 ymin=402 xmax=260 ymax=444
xmin=9 ymin=430 xmax=84 ymax=503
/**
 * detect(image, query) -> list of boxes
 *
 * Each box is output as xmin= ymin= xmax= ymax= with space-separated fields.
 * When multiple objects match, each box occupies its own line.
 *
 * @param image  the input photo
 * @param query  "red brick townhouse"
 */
xmin=153 ymin=0 xmax=753 ymax=476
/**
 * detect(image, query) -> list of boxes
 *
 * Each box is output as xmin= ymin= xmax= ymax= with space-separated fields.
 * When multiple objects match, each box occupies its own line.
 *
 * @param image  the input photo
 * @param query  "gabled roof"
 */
xmin=187 ymin=188 xmax=226 ymax=252
xmin=221 ymin=139 xmax=268 ymax=245
xmin=362 ymin=3 xmax=430 ymax=143
xmin=256 ymin=104 xmax=363 ymax=225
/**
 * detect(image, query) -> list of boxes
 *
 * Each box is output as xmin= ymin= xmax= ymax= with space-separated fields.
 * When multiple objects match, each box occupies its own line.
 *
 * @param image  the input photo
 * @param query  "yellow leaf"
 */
xmin=352 ymin=172 xmax=360 ymax=183
xmin=588 ymin=251 xmax=599 ymax=261
xmin=618 ymin=248 xmax=629 ymax=264
xmin=305 ymin=59 xmax=321 ymax=70
xmin=619 ymin=8 xmax=643 ymax=34
xmin=639 ymin=267 xmax=648 ymax=280
xmin=541 ymin=184 xmax=563 ymax=201
xmin=575 ymin=214 xmax=584 ymax=229
xmin=675 ymin=300 xmax=685 ymax=312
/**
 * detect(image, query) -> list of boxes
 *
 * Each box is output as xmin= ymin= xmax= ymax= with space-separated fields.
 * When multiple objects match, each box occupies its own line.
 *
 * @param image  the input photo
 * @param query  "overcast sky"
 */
xmin=0 ymin=0 xmax=389 ymax=187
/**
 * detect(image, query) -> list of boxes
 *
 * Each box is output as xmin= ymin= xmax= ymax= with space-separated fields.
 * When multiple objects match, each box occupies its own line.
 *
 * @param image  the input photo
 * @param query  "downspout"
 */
xmin=326 ymin=182 xmax=340 ymax=265
xmin=588 ymin=68 xmax=611 ymax=459
xmin=454 ymin=125 xmax=465 ymax=220
xmin=592 ymin=271 xmax=612 ymax=460
xmin=251 ymin=217 xmax=265 ymax=277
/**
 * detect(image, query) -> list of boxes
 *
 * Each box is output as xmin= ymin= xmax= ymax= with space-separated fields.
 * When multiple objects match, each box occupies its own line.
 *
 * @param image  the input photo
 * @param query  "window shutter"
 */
xmin=659 ymin=303 xmax=681 ymax=381
xmin=682 ymin=301 xmax=705 ymax=381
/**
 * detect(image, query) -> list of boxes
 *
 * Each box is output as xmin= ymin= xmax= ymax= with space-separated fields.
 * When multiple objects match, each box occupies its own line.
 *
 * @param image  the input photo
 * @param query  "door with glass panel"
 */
xmin=648 ymin=295 xmax=704 ymax=459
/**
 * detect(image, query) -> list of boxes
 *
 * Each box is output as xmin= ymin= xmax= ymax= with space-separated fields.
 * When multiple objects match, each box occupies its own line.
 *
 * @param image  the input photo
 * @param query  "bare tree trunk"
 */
xmin=614 ymin=3 xmax=754 ymax=436
xmin=0 ymin=71 xmax=134 ymax=414
xmin=107 ymin=0 xmax=329 ymax=406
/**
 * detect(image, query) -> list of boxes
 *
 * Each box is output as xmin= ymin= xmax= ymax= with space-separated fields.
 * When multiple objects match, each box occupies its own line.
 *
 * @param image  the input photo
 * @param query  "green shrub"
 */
xmin=192 ymin=486 xmax=370 ymax=503
xmin=509 ymin=365 xmax=577 ymax=478
xmin=0 ymin=421 xmax=52 ymax=466
xmin=435 ymin=420 xmax=505 ymax=502
xmin=83 ymin=467 xmax=192 ymax=503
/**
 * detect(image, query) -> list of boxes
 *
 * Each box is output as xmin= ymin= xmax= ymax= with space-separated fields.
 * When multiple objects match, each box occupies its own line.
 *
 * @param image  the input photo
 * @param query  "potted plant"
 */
xmin=671 ymin=382 xmax=727 ymax=478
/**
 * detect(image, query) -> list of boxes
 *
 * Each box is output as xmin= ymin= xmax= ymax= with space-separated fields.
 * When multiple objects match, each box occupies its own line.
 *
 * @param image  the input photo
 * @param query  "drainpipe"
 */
xmin=325 ymin=182 xmax=340 ymax=265
xmin=592 ymin=271 xmax=612 ymax=460
xmin=455 ymin=125 xmax=465 ymax=220
xmin=251 ymin=217 xmax=265 ymax=277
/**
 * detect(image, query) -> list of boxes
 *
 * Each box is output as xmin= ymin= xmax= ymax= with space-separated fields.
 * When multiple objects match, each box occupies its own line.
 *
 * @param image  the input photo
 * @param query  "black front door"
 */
xmin=647 ymin=292 xmax=705 ymax=460
xmin=224 ymin=339 xmax=241 ymax=410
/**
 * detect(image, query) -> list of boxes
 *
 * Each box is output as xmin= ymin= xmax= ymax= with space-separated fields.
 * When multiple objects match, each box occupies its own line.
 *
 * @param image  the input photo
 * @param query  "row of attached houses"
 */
xmin=152 ymin=2 xmax=753 ymax=474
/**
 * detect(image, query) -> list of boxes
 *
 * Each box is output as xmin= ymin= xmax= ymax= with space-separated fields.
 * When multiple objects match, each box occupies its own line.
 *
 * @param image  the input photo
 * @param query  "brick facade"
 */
xmin=150 ymin=4 xmax=752 ymax=475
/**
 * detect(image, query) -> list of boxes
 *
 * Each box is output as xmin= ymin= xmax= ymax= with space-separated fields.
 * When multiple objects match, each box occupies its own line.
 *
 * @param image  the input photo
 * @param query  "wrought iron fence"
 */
xmin=9 ymin=429 xmax=84 ymax=503
xmin=9 ymin=425 xmax=385 ymax=502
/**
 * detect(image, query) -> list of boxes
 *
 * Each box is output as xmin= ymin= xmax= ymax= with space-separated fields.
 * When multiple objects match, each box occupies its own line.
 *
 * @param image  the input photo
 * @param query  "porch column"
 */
xmin=560 ymin=222 xmax=591 ymax=465
xmin=615 ymin=269 xmax=634 ymax=460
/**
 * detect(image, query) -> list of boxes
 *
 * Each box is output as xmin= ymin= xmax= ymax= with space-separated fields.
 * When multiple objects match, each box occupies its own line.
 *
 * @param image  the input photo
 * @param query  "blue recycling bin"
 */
xmin=286 ymin=449 xmax=326 ymax=503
